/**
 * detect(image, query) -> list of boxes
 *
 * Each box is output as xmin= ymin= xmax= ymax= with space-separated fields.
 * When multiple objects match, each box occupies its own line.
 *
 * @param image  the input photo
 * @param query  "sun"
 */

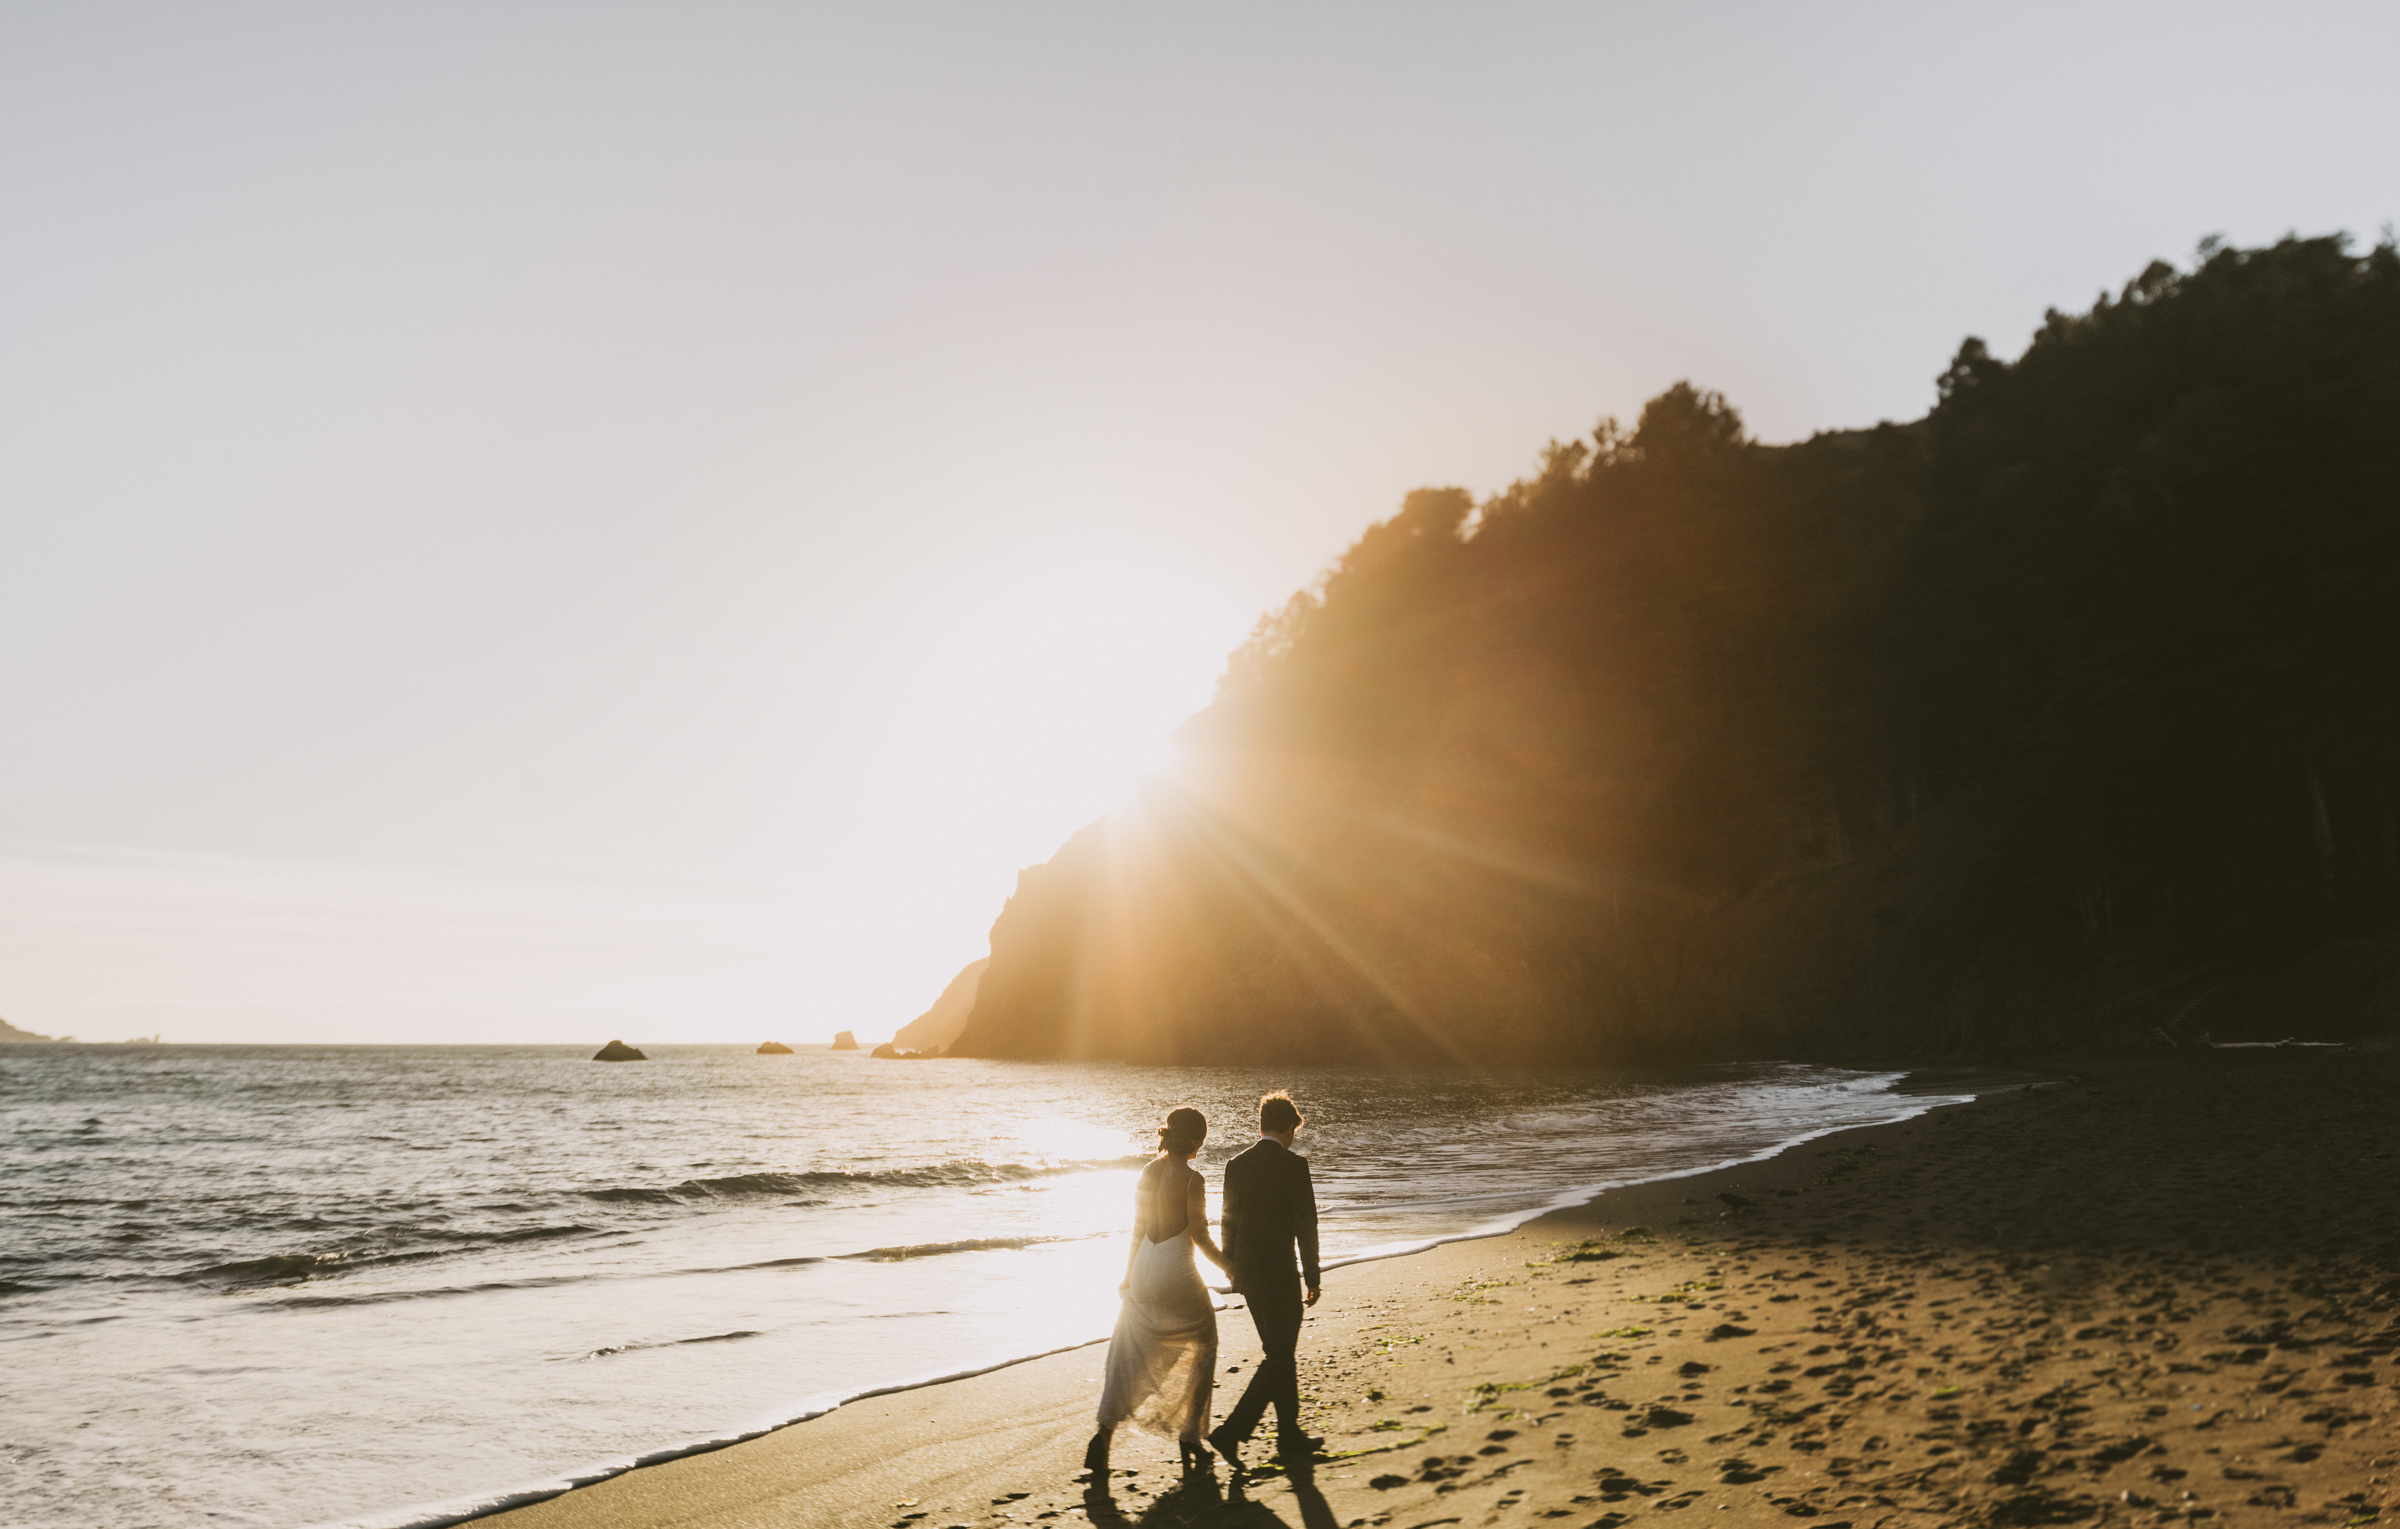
xmin=876 ymin=563 xmax=1240 ymax=870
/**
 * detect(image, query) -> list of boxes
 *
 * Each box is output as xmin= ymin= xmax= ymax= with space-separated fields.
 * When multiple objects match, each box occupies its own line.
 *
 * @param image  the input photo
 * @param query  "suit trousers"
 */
xmin=1222 ymin=1274 xmax=1304 ymax=1441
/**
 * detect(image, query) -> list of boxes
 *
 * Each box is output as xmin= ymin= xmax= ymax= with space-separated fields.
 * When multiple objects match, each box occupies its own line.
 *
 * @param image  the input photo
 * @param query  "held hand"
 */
xmin=1303 ymin=1284 xmax=1321 ymax=1308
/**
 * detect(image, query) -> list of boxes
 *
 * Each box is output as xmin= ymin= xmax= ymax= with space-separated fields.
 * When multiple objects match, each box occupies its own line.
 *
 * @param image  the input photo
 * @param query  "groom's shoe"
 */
xmin=1206 ymin=1423 xmax=1247 ymax=1472
xmin=1275 ymin=1432 xmax=1325 ymax=1459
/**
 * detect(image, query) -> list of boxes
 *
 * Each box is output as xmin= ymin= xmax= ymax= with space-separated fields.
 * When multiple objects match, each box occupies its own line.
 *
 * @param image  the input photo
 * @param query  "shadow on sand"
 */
xmin=1081 ymin=1457 xmax=1341 ymax=1529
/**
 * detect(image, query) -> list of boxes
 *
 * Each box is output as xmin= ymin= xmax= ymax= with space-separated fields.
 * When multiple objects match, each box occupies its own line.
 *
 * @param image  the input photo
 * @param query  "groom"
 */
xmin=1209 ymin=1090 xmax=1321 ymax=1469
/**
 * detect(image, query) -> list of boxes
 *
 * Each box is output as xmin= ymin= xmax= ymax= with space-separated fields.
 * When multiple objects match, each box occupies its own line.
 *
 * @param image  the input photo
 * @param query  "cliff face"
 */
xmin=894 ymin=958 xmax=988 ymax=1054
xmin=952 ymin=237 xmax=2400 ymax=1064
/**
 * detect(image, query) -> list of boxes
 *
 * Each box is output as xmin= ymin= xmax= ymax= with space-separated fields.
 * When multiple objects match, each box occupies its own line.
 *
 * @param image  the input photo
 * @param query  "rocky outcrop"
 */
xmin=0 ymin=1017 xmax=60 ymax=1043
xmin=871 ymin=1042 xmax=931 ymax=1059
xmin=829 ymin=1030 xmax=859 ymax=1051
xmin=592 ymin=1039 xmax=648 ymax=1061
xmin=756 ymin=1040 xmax=795 ymax=1055
xmin=893 ymin=957 xmax=987 ymax=1056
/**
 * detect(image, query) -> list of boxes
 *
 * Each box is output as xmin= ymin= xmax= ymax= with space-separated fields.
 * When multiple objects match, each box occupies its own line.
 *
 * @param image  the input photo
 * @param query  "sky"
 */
xmin=2 ymin=3 xmax=2396 ymax=1045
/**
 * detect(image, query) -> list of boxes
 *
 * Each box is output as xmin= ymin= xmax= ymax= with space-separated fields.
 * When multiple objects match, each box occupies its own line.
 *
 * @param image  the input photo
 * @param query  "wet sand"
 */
xmin=474 ymin=1050 xmax=2400 ymax=1528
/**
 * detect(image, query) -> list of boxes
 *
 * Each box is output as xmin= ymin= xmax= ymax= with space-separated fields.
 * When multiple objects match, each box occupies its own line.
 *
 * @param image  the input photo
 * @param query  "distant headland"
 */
xmin=0 ymin=1020 xmax=160 ymax=1045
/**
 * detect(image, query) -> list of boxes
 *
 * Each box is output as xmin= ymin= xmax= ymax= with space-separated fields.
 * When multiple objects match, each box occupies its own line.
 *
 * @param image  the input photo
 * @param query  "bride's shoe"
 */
xmin=1178 ymin=1436 xmax=1212 ymax=1475
xmin=1082 ymin=1429 xmax=1111 ymax=1477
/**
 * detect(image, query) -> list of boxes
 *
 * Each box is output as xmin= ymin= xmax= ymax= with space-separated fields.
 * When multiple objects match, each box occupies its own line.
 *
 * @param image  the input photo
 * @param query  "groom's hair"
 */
xmin=1259 ymin=1091 xmax=1302 ymax=1133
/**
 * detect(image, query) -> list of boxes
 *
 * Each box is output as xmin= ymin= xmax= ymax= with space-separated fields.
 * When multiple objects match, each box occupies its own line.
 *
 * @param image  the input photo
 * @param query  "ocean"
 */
xmin=0 ymin=1045 xmax=1970 ymax=1528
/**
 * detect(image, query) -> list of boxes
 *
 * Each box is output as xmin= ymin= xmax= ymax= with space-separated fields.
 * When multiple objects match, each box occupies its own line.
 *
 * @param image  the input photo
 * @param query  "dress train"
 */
xmin=1095 ymin=1229 xmax=1217 ymax=1441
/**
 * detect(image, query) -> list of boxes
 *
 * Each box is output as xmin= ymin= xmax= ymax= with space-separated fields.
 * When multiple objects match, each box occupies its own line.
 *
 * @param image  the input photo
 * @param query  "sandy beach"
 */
xmin=475 ymin=1050 xmax=2400 ymax=1529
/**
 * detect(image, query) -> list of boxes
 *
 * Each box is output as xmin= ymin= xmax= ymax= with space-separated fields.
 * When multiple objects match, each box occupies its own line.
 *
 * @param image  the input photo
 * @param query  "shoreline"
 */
xmin=428 ymin=1066 xmax=2021 ymax=1529
xmin=460 ymin=1049 xmax=2400 ymax=1527
xmin=1 ymin=1050 xmax=1985 ymax=1529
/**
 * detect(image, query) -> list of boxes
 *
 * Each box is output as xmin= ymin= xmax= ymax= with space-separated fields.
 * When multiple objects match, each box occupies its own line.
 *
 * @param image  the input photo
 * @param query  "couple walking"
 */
xmin=1084 ymin=1091 xmax=1320 ymax=1477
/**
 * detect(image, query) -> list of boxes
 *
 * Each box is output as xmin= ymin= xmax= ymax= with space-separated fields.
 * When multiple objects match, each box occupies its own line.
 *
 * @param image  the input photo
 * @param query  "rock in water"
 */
xmin=871 ymin=1042 xmax=929 ymax=1060
xmin=592 ymin=1039 xmax=647 ymax=1061
xmin=830 ymin=1030 xmax=859 ymax=1051
xmin=756 ymin=1040 xmax=795 ymax=1055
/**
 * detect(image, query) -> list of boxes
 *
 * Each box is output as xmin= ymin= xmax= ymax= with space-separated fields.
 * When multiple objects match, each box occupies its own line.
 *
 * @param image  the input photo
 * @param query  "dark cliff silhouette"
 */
xmin=953 ymin=236 xmax=2400 ymax=1064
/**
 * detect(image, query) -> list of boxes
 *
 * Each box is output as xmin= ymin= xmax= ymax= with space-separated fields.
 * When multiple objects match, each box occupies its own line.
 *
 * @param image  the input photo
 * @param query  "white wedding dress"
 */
xmin=1095 ymin=1183 xmax=1218 ymax=1440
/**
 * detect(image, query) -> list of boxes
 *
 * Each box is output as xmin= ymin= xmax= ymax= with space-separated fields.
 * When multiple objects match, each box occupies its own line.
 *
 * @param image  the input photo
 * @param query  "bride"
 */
xmin=1085 ymin=1107 xmax=1229 ymax=1476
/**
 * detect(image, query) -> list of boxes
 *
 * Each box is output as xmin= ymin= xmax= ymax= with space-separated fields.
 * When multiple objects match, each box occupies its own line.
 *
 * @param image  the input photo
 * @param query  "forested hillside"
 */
xmin=953 ymin=236 xmax=2400 ymax=1064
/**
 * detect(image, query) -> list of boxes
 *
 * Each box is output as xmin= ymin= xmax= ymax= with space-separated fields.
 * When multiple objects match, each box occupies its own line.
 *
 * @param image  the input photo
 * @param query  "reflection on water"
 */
xmin=0 ymin=1045 xmax=1967 ymax=1528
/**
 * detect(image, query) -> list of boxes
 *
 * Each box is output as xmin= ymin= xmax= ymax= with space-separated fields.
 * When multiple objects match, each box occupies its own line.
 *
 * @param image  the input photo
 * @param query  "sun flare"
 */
xmin=882 ymin=565 xmax=1236 ymax=866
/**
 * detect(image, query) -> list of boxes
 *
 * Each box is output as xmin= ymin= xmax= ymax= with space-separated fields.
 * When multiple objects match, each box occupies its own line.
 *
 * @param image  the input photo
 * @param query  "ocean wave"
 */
xmin=574 ymin=1156 xmax=1147 ymax=1206
xmin=228 ymin=1230 xmax=1105 ymax=1309
xmin=483 ymin=1223 xmax=601 ymax=1245
xmin=839 ymin=1234 xmax=1085 ymax=1262
xmin=181 ymin=1225 xmax=602 ymax=1286
xmin=189 ymin=1253 xmax=337 ymax=1285
xmin=577 ymin=1330 xmax=762 ymax=1360
xmin=258 ymin=1273 xmax=592 ymax=1311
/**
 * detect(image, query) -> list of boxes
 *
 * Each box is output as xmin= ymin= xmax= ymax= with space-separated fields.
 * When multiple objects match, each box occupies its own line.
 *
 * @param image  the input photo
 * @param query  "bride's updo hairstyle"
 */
xmin=1157 ymin=1107 xmax=1207 ymax=1158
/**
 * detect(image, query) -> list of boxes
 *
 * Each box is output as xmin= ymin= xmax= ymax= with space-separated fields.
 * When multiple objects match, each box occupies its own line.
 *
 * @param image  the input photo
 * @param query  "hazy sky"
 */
xmin=3 ymin=4 xmax=2395 ymax=1044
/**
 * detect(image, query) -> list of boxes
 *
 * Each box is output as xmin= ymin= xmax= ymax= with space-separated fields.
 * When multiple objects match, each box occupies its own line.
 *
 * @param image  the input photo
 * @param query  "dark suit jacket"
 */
xmin=1221 ymin=1137 xmax=1320 ymax=1294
